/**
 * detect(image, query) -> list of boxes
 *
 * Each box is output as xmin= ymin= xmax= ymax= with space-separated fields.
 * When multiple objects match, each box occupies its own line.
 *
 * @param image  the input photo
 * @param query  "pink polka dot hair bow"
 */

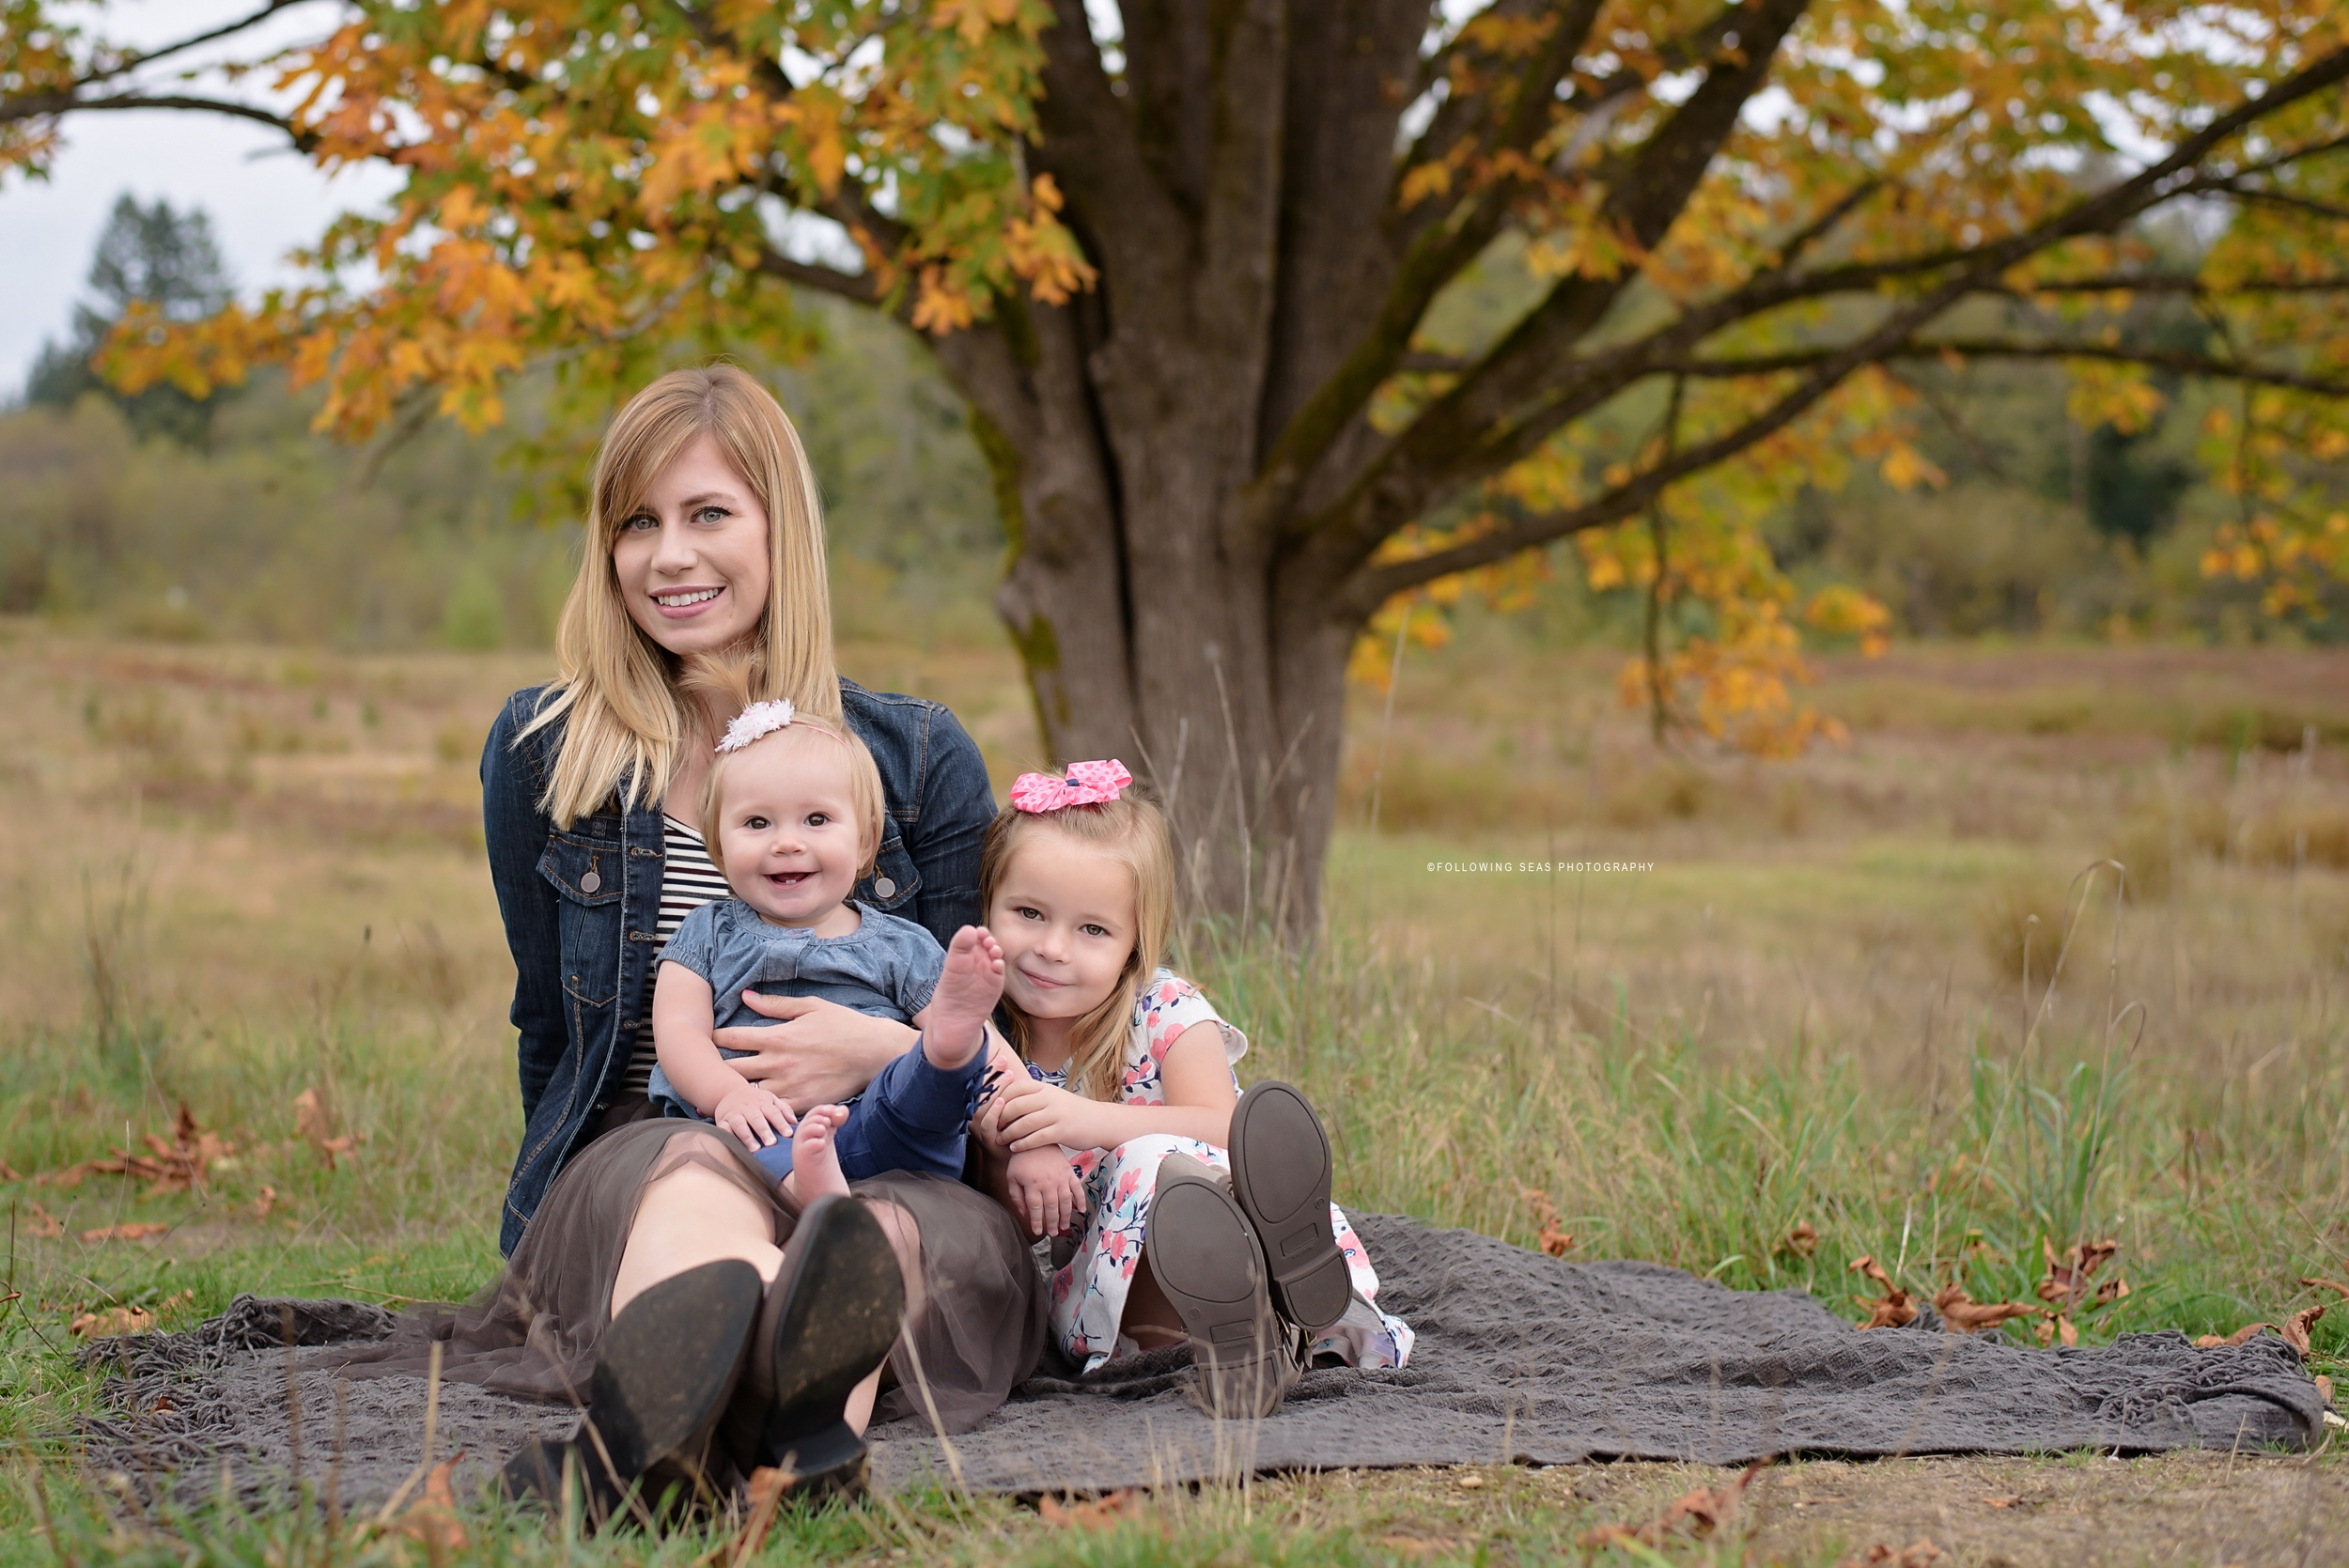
xmin=1009 ymin=759 xmax=1133 ymax=813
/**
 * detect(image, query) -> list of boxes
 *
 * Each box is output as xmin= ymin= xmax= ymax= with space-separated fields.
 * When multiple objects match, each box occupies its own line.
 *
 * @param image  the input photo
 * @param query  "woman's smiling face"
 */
xmin=611 ymin=431 xmax=771 ymax=658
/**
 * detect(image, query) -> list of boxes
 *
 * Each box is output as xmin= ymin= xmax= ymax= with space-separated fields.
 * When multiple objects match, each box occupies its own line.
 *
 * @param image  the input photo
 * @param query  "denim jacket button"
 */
xmin=579 ymin=870 xmax=601 ymax=893
xmin=875 ymin=877 xmax=896 ymax=898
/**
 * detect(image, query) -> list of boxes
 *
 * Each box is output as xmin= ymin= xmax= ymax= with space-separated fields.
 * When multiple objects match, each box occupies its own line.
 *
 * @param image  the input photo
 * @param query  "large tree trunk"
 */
xmin=925 ymin=0 xmax=1392 ymax=936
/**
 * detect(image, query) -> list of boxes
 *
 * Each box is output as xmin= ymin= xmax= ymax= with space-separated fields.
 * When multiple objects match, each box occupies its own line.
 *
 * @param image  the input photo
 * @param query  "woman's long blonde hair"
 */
xmin=979 ymin=790 xmax=1175 ymax=1102
xmin=524 ymin=365 xmax=838 ymax=827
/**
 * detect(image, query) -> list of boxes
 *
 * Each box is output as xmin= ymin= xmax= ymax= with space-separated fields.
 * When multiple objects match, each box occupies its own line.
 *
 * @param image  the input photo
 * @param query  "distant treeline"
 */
xmin=0 ymin=201 xmax=2323 ymax=651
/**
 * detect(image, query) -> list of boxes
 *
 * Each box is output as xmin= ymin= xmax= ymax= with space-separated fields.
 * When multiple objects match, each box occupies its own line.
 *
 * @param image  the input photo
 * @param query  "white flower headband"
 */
xmin=716 ymin=699 xmax=799 ymax=753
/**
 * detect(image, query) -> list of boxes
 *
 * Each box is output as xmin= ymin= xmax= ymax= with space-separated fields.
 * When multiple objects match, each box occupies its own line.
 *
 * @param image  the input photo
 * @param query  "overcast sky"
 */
xmin=0 ymin=1 xmax=401 ymax=397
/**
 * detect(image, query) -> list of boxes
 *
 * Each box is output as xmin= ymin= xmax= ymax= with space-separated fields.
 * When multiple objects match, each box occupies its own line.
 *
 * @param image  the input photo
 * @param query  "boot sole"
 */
xmin=755 ymin=1195 xmax=906 ymax=1478
xmin=587 ymin=1258 xmax=763 ymax=1500
xmin=1227 ymin=1080 xmax=1352 ymax=1331
xmin=1146 ymin=1163 xmax=1288 ymax=1419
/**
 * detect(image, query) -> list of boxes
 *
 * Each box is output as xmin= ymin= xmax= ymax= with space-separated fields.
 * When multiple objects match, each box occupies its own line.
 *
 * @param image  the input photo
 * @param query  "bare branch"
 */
xmin=54 ymin=0 xmax=310 ymax=93
xmin=2210 ymin=182 xmax=2349 ymax=226
xmin=0 ymin=89 xmax=306 ymax=142
xmin=754 ymin=247 xmax=882 ymax=306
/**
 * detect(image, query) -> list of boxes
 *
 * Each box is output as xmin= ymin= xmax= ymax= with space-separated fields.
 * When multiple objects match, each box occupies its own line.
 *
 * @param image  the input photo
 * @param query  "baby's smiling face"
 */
xmin=714 ymin=733 xmax=868 ymax=928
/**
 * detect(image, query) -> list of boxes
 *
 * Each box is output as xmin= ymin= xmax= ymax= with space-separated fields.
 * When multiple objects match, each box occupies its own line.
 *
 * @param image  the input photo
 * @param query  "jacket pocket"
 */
xmin=856 ymin=832 xmax=922 ymax=914
xmin=540 ymin=831 xmax=622 ymax=1006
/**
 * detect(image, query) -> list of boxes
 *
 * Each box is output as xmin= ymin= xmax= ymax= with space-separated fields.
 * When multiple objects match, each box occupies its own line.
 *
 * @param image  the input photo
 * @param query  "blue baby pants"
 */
xmin=741 ymin=1034 xmax=987 ymax=1185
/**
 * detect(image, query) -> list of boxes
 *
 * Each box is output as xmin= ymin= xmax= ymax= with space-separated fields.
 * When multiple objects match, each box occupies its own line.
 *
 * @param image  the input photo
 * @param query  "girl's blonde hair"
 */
xmin=685 ymin=655 xmax=884 ymax=884
xmin=524 ymin=365 xmax=839 ymax=827
xmin=978 ymin=787 xmax=1175 ymax=1101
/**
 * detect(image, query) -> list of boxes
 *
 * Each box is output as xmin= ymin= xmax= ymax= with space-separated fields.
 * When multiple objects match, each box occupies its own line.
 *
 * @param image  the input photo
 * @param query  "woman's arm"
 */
xmin=480 ymin=695 xmax=566 ymax=1121
xmin=995 ymin=1023 xmax=1238 ymax=1153
xmin=654 ymin=963 xmax=796 ymax=1149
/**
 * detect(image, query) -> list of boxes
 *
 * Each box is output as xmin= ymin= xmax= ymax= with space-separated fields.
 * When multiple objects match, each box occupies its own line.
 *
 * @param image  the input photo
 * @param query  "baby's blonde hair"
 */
xmin=978 ymin=784 xmax=1174 ymax=1101
xmin=687 ymin=655 xmax=884 ymax=884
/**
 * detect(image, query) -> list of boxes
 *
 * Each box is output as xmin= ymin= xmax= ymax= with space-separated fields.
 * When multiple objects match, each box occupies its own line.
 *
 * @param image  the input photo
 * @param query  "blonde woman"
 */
xmin=332 ymin=366 xmax=1041 ymax=1511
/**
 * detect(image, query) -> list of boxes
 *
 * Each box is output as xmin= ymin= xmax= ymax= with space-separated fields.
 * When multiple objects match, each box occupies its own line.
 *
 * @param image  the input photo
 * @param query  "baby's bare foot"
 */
xmin=784 ymin=1104 xmax=852 ymax=1203
xmin=924 ymin=925 xmax=1005 ymax=1071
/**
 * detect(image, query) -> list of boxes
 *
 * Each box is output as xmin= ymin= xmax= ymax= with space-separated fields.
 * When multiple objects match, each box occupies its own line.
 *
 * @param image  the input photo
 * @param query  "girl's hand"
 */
xmin=713 ymin=993 xmax=914 ymax=1110
xmin=995 ymin=1078 xmax=1111 ymax=1155
xmin=712 ymin=1082 xmax=797 ymax=1153
xmin=1004 ymin=1147 xmax=1085 ymax=1239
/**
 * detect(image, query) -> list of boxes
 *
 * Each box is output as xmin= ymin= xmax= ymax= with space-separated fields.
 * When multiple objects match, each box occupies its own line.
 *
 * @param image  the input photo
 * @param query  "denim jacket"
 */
xmin=481 ymin=678 xmax=995 ymax=1255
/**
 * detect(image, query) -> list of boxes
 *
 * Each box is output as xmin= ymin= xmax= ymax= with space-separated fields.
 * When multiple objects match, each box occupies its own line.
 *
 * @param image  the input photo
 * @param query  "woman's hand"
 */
xmin=712 ymin=1082 xmax=797 ymax=1154
xmin=713 ymin=993 xmax=914 ymax=1110
xmin=995 ymin=1078 xmax=1113 ymax=1155
xmin=1004 ymin=1147 xmax=1085 ymax=1239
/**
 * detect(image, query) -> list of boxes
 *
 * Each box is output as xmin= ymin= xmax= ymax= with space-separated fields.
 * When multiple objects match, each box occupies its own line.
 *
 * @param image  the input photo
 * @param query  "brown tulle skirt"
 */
xmin=325 ymin=1121 xmax=1047 ymax=1434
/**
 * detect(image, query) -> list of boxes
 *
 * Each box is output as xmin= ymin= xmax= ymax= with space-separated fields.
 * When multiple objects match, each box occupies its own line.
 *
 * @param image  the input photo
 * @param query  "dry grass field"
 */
xmin=0 ymin=614 xmax=2343 ymax=1565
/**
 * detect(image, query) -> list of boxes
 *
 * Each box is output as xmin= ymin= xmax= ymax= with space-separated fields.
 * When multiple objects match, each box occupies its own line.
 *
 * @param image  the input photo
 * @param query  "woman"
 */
xmin=334 ymin=365 xmax=1043 ymax=1509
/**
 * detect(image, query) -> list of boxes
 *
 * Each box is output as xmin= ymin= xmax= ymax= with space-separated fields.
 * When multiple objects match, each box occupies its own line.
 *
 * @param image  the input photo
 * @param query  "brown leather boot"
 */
xmin=1145 ymin=1152 xmax=1299 ymax=1419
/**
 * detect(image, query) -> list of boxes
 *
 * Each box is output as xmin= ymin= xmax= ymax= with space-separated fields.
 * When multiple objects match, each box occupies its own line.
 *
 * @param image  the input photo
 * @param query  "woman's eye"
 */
xmin=695 ymin=505 xmax=730 ymax=524
xmin=622 ymin=513 xmax=657 ymax=531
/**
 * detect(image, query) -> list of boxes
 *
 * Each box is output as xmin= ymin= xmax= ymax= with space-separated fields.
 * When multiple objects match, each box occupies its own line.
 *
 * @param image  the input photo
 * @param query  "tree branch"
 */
xmin=1327 ymin=39 xmax=2349 ymax=576
xmin=42 ymin=0 xmax=309 ymax=94
xmin=1674 ymin=338 xmax=2349 ymax=397
xmin=754 ymin=247 xmax=882 ymax=306
xmin=0 ymin=89 xmax=307 ymax=143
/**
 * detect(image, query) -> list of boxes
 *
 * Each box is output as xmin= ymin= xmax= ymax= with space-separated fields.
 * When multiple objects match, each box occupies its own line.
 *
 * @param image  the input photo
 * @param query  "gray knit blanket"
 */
xmin=77 ymin=1215 xmax=2326 ymax=1507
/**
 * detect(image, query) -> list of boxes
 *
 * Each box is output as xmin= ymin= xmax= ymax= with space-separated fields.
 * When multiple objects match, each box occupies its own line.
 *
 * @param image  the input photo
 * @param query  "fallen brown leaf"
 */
xmin=254 ymin=1186 xmax=277 ymax=1219
xmin=1539 ymin=1221 xmax=1575 ymax=1258
xmin=38 ymin=1106 xmax=233 ymax=1197
xmin=1581 ymin=1456 xmax=1770 ymax=1548
xmin=1850 ymin=1256 xmax=1918 ymax=1329
xmin=1037 ymin=1489 xmax=1143 ymax=1529
xmin=70 ymin=1305 xmax=153 ymax=1338
xmin=1982 ymin=1496 xmax=2018 ymax=1508
xmin=2196 ymin=1323 xmax=2274 ymax=1348
xmin=2280 ymin=1304 xmax=2326 ymax=1359
xmin=294 ymin=1088 xmax=360 ymax=1169
xmin=23 ymin=1203 xmax=63 ymax=1238
xmin=2037 ymin=1235 xmax=2121 ymax=1312
xmin=727 ymin=1466 xmax=790 ymax=1568
xmin=2299 ymin=1277 xmax=2349 ymax=1301
xmin=0 ymin=1159 xmax=21 ymax=1182
xmin=1838 ymin=1540 xmax=1947 ymax=1568
xmin=2315 ymin=1374 xmax=2333 ymax=1407
xmin=1932 ymin=1282 xmax=2040 ymax=1335
xmin=1784 ymin=1221 xmax=1820 ymax=1259
xmin=397 ymin=1455 xmax=469 ymax=1560
xmin=80 ymin=1221 xmax=169 ymax=1243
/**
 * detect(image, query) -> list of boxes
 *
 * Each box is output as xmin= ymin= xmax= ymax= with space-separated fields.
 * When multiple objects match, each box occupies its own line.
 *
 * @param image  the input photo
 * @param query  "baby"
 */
xmin=648 ymin=692 xmax=1011 ymax=1203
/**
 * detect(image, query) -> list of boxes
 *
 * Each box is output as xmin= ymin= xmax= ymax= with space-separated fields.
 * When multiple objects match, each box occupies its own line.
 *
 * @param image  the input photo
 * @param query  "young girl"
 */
xmin=648 ymin=686 xmax=1021 ymax=1205
xmin=972 ymin=761 xmax=1413 ymax=1382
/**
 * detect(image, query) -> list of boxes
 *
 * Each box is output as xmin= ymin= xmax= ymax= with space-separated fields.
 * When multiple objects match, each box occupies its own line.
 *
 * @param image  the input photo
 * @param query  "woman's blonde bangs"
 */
xmin=528 ymin=365 xmax=841 ymax=827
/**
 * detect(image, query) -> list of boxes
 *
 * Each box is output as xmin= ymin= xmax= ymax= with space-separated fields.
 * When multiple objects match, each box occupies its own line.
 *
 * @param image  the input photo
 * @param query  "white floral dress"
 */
xmin=1034 ymin=969 xmax=1415 ymax=1374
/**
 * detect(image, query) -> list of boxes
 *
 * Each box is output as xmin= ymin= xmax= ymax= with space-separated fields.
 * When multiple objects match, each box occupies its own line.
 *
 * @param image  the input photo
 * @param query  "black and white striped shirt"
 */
xmin=622 ymin=815 xmax=733 ymax=1095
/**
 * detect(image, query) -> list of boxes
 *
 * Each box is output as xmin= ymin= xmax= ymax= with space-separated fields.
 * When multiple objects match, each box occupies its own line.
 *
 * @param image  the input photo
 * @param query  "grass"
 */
xmin=0 ymin=615 xmax=2344 ymax=1564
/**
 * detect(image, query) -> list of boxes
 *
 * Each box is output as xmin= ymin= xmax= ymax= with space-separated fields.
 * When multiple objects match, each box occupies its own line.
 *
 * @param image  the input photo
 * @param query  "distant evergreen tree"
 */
xmin=26 ymin=194 xmax=234 ymax=443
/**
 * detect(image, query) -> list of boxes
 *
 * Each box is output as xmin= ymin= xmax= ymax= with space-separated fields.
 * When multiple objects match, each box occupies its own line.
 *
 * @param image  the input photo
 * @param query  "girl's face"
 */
xmin=988 ymin=831 xmax=1138 ymax=1021
xmin=716 ymin=737 xmax=867 ymax=927
xmin=611 ymin=431 xmax=771 ymax=658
